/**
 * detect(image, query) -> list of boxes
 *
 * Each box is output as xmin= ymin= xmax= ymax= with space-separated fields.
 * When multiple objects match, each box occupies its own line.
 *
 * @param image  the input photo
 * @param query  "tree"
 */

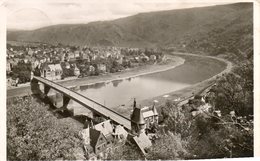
xmin=212 ymin=61 xmax=253 ymax=116
xmin=147 ymin=132 xmax=190 ymax=160
xmin=7 ymin=96 xmax=83 ymax=160
xmin=188 ymin=110 xmax=253 ymax=158
xmin=107 ymin=143 xmax=143 ymax=160
xmin=11 ymin=61 xmax=32 ymax=84
xmin=161 ymin=100 xmax=192 ymax=138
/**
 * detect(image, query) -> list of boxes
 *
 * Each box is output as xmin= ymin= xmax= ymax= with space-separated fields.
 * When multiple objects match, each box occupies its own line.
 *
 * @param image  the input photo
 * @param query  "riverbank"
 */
xmin=57 ymin=55 xmax=185 ymax=88
xmin=7 ymin=55 xmax=185 ymax=98
xmin=136 ymin=52 xmax=233 ymax=110
xmin=114 ymin=52 xmax=233 ymax=117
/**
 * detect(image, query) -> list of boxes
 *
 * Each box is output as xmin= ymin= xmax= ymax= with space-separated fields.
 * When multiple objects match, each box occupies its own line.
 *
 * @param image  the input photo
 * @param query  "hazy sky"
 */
xmin=3 ymin=0 xmax=239 ymax=30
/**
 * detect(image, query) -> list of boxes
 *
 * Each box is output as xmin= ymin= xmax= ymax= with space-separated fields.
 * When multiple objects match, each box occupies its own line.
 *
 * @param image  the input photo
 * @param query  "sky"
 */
xmin=2 ymin=0 xmax=244 ymax=30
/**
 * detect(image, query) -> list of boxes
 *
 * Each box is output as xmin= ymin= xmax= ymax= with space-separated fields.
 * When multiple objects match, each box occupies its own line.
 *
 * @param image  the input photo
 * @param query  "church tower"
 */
xmin=130 ymin=99 xmax=146 ymax=135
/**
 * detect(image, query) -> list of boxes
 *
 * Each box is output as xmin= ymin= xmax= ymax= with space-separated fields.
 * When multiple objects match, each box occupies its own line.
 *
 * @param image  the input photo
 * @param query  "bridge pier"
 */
xmin=63 ymin=95 xmax=71 ymax=109
xmin=31 ymin=79 xmax=40 ymax=95
xmin=44 ymin=85 xmax=51 ymax=96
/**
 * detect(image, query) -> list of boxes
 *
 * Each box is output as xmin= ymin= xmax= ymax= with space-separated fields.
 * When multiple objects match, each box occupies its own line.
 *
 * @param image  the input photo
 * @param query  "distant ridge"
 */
xmin=7 ymin=3 xmax=253 ymax=55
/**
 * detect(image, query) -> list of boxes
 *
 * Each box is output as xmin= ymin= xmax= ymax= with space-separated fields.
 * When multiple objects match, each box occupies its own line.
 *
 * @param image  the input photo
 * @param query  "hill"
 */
xmin=7 ymin=3 xmax=253 ymax=56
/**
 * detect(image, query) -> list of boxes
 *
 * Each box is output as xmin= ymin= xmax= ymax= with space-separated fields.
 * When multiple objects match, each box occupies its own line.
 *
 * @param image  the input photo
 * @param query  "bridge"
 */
xmin=31 ymin=76 xmax=131 ymax=130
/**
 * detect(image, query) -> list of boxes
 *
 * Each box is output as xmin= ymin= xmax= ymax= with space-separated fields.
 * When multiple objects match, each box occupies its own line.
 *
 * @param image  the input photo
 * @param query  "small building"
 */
xmin=80 ymin=120 xmax=128 ymax=160
xmin=74 ymin=65 xmax=80 ymax=76
xmin=142 ymin=104 xmax=159 ymax=129
xmin=65 ymin=62 xmax=70 ymax=69
xmin=74 ymin=50 xmax=80 ymax=58
xmin=6 ymin=77 xmax=17 ymax=87
xmin=60 ymin=53 xmax=66 ymax=62
xmin=40 ymin=57 xmax=47 ymax=63
xmin=89 ymin=65 xmax=95 ymax=72
xmin=6 ymin=61 xmax=12 ymax=73
xmin=80 ymin=52 xmax=90 ymax=62
xmin=97 ymin=64 xmax=107 ymax=73
xmin=141 ymin=55 xmax=150 ymax=62
xmin=150 ymin=55 xmax=157 ymax=61
xmin=116 ymin=56 xmax=123 ymax=65
xmin=27 ymin=48 xmax=34 ymax=56
xmin=41 ymin=63 xmax=63 ymax=80
xmin=68 ymin=52 xmax=75 ymax=59
xmin=23 ymin=58 xmax=29 ymax=64
xmin=31 ymin=59 xmax=40 ymax=71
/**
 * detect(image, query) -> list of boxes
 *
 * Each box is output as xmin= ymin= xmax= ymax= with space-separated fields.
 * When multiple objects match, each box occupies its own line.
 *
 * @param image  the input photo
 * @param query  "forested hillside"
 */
xmin=8 ymin=3 xmax=253 ymax=57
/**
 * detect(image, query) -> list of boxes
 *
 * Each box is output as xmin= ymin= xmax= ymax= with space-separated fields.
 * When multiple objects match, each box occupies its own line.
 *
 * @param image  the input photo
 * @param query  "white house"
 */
xmin=41 ymin=63 xmax=63 ymax=80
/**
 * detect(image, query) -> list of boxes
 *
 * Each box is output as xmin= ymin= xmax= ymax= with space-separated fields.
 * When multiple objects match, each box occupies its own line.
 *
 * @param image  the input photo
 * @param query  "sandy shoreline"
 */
xmin=135 ymin=52 xmax=233 ymax=108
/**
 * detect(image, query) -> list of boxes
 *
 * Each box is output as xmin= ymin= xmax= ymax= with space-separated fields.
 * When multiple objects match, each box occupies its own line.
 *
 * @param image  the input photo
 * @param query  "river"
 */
xmin=48 ymin=55 xmax=226 ymax=117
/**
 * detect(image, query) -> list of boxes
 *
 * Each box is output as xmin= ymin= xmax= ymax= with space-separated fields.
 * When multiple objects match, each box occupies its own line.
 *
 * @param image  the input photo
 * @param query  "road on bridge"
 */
xmin=33 ymin=76 xmax=131 ymax=130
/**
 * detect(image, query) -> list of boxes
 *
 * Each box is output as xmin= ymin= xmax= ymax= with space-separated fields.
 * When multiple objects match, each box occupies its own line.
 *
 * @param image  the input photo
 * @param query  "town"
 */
xmin=6 ymin=43 xmax=165 ymax=87
xmin=5 ymin=2 xmax=254 ymax=161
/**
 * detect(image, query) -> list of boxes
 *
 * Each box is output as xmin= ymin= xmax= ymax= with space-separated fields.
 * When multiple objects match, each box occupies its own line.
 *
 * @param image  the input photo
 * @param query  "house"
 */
xmin=11 ymin=58 xmax=19 ymax=67
xmin=6 ymin=77 xmax=18 ymax=87
xmin=161 ymin=55 xmax=166 ymax=61
xmin=89 ymin=65 xmax=95 ymax=72
xmin=6 ymin=61 xmax=11 ymax=73
xmin=31 ymin=59 xmax=40 ymax=71
xmin=68 ymin=52 xmax=75 ymax=59
xmin=105 ymin=52 xmax=111 ymax=58
xmin=80 ymin=52 xmax=90 ymax=62
xmin=80 ymin=120 xmax=128 ymax=160
xmin=116 ymin=56 xmax=123 ymax=65
xmin=91 ymin=54 xmax=97 ymax=61
xmin=40 ymin=57 xmax=47 ymax=63
xmin=74 ymin=65 xmax=80 ymax=76
xmin=132 ymin=132 xmax=152 ymax=155
xmin=41 ymin=63 xmax=63 ymax=80
xmin=74 ymin=50 xmax=80 ymax=58
xmin=97 ymin=64 xmax=106 ymax=73
xmin=60 ymin=53 xmax=66 ymax=62
xmin=41 ymin=63 xmax=52 ymax=80
xmin=23 ymin=58 xmax=29 ymax=64
xmin=27 ymin=48 xmax=34 ymax=56
xmin=54 ymin=64 xmax=63 ymax=80
xmin=150 ymin=55 xmax=157 ymax=61
xmin=80 ymin=97 xmax=155 ymax=159
xmin=140 ymin=54 xmax=149 ymax=62
xmin=46 ymin=57 xmax=51 ymax=62
xmin=134 ymin=56 xmax=140 ymax=62
xmin=65 ymin=62 xmax=70 ymax=69
xmin=191 ymin=103 xmax=212 ymax=117
xmin=141 ymin=104 xmax=159 ymax=129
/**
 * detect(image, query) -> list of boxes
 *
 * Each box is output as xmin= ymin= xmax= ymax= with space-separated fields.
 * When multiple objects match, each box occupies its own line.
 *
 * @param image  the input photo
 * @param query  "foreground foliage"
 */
xmin=155 ymin=60 xmax=253 ymax=159
xmin=7 ymin=96 xmax=83 ymax=160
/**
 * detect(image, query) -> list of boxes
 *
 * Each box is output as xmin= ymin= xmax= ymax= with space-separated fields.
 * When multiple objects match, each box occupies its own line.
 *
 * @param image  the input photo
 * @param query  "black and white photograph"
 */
xmin=1 ymin=0 xmax=259 ymax=160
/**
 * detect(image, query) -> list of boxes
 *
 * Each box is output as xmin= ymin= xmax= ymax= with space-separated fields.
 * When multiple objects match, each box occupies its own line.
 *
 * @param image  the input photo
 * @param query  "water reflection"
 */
xmin=127 ymin=77 xmax=132 ymax=82
xmin=80 ymin=82 xmax=106 ymax=91
xmin=111 ymin=79 xmax=123 ymax=87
